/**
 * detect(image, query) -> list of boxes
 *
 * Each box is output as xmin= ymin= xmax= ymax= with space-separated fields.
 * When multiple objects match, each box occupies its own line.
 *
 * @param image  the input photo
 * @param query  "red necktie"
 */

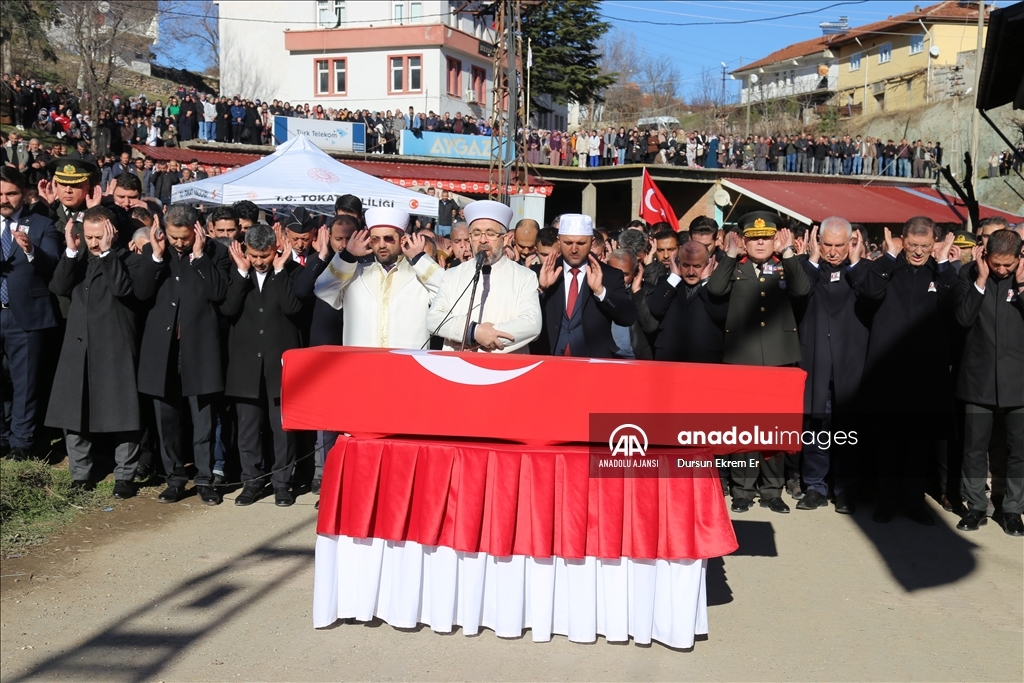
xmin=564 ymin=267 xmax=580 ymax=356
xmin=299 ymin=253 xmax=306 ymax=266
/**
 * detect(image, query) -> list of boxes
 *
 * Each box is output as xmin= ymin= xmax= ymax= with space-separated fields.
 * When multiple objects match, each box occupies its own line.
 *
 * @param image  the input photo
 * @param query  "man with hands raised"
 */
xmin=221 ymin=224 xmax=303 ymax=507
xmin=708 ymin=212 xmax=811 ymax=514
xmin=314 ymin=207 xmax=444 ymax=350
xmin=134 ymin=204 xmax=231 ymax=506
xmin=531 ymin=213 xmax=635 ymax=358
xmin=45 ymin=208 xmax=143 ymax=498
xmin=850 ymin=216 xmax=959 ymax=525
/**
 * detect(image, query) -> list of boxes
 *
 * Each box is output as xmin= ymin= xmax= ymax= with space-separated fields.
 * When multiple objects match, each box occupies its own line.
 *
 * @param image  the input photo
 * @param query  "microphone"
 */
xmin=474 ymin=250 xmax=487 ymax=271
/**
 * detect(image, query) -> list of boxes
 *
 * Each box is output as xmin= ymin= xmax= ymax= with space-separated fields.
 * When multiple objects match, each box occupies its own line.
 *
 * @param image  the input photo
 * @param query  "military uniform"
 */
xmin=708 ymin=212 xmax=811 ymax=511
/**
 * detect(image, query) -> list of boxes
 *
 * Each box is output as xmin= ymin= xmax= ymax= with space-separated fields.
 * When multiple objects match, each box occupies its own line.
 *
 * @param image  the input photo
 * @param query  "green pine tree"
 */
xmin=521 ymin=0 xmax=616 ymax=112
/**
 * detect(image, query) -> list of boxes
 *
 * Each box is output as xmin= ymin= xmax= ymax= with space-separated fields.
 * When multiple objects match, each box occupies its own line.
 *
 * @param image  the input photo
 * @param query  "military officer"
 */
xmin=708 ymin=211 xmax=811 ymax=514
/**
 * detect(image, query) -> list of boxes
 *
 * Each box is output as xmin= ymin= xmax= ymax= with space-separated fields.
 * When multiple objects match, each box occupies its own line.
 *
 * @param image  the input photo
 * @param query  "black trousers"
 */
xmin=730 ymin=451 xmax=785 ymax=500
xmin=876 ymin=434 xmax=928 ymax=510
xmin=963 ymin=404 xmax=1024 ymax=515
xmin=153 ymin=389 xmax=216 ymax=488
xmin=235 ymin=375 xmax=294 ymax=491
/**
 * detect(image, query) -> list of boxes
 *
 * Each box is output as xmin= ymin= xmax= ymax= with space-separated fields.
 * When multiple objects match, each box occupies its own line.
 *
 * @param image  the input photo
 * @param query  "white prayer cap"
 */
xmin=365 ymin=207 xmax=410 ymax=232
xmin=557 ymin=213 xmax=594 ymax=237
xmin=464 ymin=200 xmax=513 ymax=232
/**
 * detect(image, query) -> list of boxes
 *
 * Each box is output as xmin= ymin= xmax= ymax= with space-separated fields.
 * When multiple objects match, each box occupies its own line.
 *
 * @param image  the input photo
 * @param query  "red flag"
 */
xmin=640 ymin=169 xmax=677 ymax=230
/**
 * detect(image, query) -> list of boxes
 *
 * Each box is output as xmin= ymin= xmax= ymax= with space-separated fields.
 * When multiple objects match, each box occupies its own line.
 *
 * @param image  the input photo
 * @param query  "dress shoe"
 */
xmin=213 ymin=472 xmax=228 ymax=487
xmin=234 ymin=484 xmax=262 ymax=507
xmin=158 ymin=483 xmax=186 ymax=503
xmin=133 ymin=463 xmax=153 ymax=482
xmin=9 ymin=446 xmax=31 ymax=461
xmin=1000 ymin=513 xmax=1024 ymax=537
xmin=872 ymin=504 xmax=897 ymax=523
xmin=833 ymin=493 xmax=856 ymax=515
xmin=275 ymin=489 xmax=295 ymax=507
xmin=112 ymin=481 xmax=135 ymax=499
xmin=196 ymin=485 xmax=222 ymax=506
xmin=956 ymin=509 xmax=987 ymax=532
xmin=311 ymin=478 xmax=321 ymax=495
xmin=731 ymin=497 xmax=753 ymax=513
xmin=796 ymin=489 xmax=829 ymax=510
xmin=760 ymin=497 xmax=790 ymax=514
xmin=904 ymin=504 xmax=935 ymax=526
xmin=71 ymin=479 xmax=95 ymax=492
xmin=785 ymin=477 xmax=804 ymax=500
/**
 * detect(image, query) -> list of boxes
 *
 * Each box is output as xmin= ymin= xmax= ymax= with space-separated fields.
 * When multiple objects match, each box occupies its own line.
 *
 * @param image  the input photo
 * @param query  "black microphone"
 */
xmin=474 ymin=250 xmax=487 ymax=271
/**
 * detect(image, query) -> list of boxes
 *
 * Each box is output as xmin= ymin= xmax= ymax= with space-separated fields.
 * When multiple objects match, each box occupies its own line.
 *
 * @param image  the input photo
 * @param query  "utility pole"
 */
xmin=968 ymin=0 xmax=986 ymax=231
xmin=720 ymin=62 xmax=727 ymax=102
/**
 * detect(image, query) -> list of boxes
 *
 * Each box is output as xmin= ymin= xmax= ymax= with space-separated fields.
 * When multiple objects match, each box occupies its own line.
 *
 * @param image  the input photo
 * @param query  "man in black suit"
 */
xmin=45 ymin=207 xmax=142 ymax=497
xmin=134 ymin=204 xmax=231 ymax=506
xmin=532 ymin=213 xmax=636 ymax=358
xmin=796 ymin=217 xmax=872 ymax=514
xmin=0 ymin=167 xmax=61 ymax=460
xmin=648 ymin=241 xmax=726 ymax=363
xmin=954 ymin=230 xmax=1024 ymax=535
xmin=222 ymin=224 xmax=303 ymax=507
xmin=851 ymin=216 xmax=959 ymax=525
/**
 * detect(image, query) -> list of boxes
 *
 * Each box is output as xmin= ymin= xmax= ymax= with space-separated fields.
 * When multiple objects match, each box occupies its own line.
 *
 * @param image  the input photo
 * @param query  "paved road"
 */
xmin=1 ymin=488 xmax=1021 ymax=682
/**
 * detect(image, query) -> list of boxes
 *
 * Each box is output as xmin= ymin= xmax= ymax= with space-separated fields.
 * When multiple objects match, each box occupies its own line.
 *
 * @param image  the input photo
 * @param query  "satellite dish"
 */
xmin=749 ymin=74 xmax=759 ymax=84
xmin=929 ymin=46 xmax=941 ymax=58
xmin=714 ymin=189 xmax=731 ymax=207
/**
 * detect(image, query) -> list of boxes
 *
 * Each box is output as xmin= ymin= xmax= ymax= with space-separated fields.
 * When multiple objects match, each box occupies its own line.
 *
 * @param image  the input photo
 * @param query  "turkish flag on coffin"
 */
xmin=640 ymin=169 xmax=677 ymax=230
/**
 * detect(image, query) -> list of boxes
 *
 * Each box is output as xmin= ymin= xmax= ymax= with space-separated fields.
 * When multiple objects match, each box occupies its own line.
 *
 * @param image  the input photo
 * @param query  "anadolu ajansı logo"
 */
xmin=609 ymin=424 xmax=648 ymax=458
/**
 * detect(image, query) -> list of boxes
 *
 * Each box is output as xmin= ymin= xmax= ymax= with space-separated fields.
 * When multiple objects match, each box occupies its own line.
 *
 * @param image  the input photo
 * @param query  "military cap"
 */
xmin=952 ymin=231 xmax=977 ymax=248
xmin=738 ymin=211 xmax=780 ymax=238
xmin=283 ymin=206 xmax=314 ymax=233
xmin=48 ymin=157 xmax=98 ymax=185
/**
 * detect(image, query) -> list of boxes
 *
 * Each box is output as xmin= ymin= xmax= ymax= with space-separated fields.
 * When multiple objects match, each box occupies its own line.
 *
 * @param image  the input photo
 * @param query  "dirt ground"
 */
xmin=1 ymin=486 xmax=1021 ymax=683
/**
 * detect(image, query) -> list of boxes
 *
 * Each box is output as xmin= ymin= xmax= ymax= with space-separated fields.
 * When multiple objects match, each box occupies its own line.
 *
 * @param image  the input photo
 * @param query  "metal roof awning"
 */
xmin=721 ymin=179 xmax=1022 ymax=226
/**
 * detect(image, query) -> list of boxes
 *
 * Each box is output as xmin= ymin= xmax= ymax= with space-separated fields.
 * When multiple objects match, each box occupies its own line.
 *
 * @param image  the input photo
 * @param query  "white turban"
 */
xmin=464 ymin=200 xmax=513 ymax=232
xmin=364 ymin=207 xmax=410 ymax=232
xmin=557 ymin=213 xmax=594 ymax=236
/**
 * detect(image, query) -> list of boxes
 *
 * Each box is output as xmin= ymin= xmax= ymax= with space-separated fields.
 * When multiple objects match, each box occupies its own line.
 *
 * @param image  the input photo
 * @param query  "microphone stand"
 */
xmin=458 ymin=255 xmax=487 ymax=352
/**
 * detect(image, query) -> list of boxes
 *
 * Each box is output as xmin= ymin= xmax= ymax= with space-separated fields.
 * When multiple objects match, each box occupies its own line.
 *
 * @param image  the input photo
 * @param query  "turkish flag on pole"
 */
xmin=640 ymin=169 xmax=677 ymax=230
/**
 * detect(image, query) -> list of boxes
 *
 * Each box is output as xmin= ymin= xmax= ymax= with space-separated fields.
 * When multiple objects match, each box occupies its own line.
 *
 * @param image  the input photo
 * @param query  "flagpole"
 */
xmin=526 ymin=38 xmax=532 ymax=131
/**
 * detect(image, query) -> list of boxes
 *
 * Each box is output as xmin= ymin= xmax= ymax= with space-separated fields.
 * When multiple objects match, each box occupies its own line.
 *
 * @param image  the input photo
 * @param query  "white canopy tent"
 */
xmin=171 ymin=135 xmax=438 ymax=216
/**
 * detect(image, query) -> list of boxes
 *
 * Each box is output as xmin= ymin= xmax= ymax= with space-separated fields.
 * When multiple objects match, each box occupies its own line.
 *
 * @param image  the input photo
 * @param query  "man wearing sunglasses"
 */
xmin=313 ymin=207 xmax=443 ymax=350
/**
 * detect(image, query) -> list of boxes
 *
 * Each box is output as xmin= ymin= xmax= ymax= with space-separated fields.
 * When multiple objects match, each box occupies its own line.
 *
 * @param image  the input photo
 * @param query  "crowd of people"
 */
xmin=987 ymin=146 xmax=1024 ymax=179
xmin=525 ymin=126 xmax=944 ymax=178
xmin=1 ymin=151 xmax=1022 ymax=536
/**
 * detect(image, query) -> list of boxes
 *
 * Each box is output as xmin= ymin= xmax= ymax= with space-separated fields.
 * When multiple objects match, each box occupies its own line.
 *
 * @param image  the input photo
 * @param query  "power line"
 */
xmin=599 ymin=0 xmax=869 ymax=27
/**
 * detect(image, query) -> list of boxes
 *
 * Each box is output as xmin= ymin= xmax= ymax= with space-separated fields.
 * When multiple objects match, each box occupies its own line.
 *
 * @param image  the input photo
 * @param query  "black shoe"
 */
xmin=311 ymin=478 xmax=321 ymax=495
xmin=904 ymin=504 xmax=935 ymax=526
xmin=275 ymin=489 xmax=295 ymax=507
xmin=1001 ymin=513 xmax=1024 ymax=537
xmin=196 ymin=485 xmax=222 ymax=506
xmin=71 ymin=479 xmax=95 ymax=492
xmin=9 ymin=446 xmax=31 ymax=461
xmin=796 ymin=489 xmax=829 ymax=510
xmin=112 ymin=481 xmax=135 ymax=499
xmin=731 ymin=497 xmax=753 ymax=513
xmin=213 ymin=473 xmax=228 ymax=486
xmin=833 ymin=493 xmax=856 ymax=515
xmin=158 ymin=483 xmax=186 ymax=503
xmin=234 ymin=484 xmax=262 ymax=507
xmin=134 ymin=463 xmax=153 ymax=482
xmin=872 ymin=504 xmax=896 ymax=523
xmin=785 ymin=477 xmax=804 ymax=500
xmin=760 ymin=496 xmax=791 ymax=513
xmin=956 ymin=509 xmax=987 ymax=532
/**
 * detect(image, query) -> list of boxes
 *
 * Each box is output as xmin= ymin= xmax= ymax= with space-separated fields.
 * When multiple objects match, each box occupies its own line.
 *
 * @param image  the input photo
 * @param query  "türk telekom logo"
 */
xmin=609 ymin=424 xmax=648 ymax=457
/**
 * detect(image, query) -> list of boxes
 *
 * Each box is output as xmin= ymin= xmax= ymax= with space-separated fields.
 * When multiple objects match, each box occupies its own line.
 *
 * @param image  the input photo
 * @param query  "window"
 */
xmin=447 ymin=57 xmax=462 ymax=96
xmin=850 ymin=51 xmax=861 ymax=71
xmin=411 ymin=2 xmax=422 ymax=22
xmin=333 ymin=59 xmax=347 ymax=94
xmin=317 ymin=0 xmax=345 ymax=28
xmin=879 ymin=42 xmax=892 ymax=64
xmin=389 ymin=55 xmax=423 ymax=93
xmin=393 ymin=1 xmax=404 ymax=24
xmin=910 ymin=34 xmax=924 ymax=55
xmin=316 ymin=59 xmax=329 ymax=95
xmin=471 ymin=66 xmax=486 ymax=104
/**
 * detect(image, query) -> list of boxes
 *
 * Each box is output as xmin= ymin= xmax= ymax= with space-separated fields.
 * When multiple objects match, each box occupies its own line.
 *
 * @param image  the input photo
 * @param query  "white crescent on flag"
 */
xmin=644 ymin=187 xmax=666 ymax=218
xmin=391 ymin=350 xmax=543 ymax=386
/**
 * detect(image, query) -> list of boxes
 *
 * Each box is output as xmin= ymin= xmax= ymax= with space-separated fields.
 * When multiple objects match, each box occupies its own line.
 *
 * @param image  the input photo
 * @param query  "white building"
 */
xmin=215 ymin=0 xmax=501 ymax=117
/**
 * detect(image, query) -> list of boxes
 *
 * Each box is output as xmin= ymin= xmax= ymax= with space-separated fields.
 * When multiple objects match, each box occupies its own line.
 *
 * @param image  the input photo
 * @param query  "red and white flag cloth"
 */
xmin=640 ymin=169 xmax=677 ymax=229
